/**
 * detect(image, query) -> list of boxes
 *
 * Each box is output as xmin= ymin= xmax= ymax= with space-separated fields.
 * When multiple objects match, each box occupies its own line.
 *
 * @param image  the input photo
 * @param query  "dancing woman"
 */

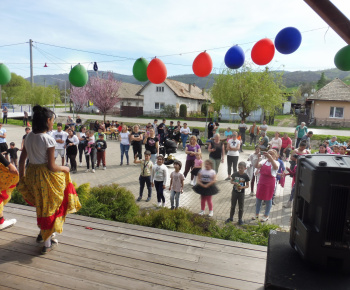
xmin=18 ymin=105 xmax=81 ymax=254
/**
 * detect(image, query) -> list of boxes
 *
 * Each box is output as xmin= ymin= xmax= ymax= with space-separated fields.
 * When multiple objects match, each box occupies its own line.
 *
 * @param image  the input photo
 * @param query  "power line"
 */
xmin=0 ymin=42 xmax=28 ymax=48
xmin=34 ymin=41 xmax=137 ymax=61
xmin=33 ymin=46 xmax=69 ymax=73
xmin=33 ymin=26 xmax=330 ymax=62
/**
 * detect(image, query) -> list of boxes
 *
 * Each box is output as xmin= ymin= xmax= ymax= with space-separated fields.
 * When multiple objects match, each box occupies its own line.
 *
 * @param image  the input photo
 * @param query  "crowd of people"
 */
xmin=2 ymin=110 xmax=350 ymax=253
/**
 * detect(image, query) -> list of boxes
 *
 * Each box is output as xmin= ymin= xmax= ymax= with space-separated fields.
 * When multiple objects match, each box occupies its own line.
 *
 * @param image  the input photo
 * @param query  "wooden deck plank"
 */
xmin=3 ymin=225 xmax=265 ymax=284
xmin=5 ymin=217 xmax=203 ymax=263
xmin=5 ymin=218 xmax=266 ymax=283
xmin=6 ymin=203 xmax=266 ymax=252
xmin=0 ymin=271 xmax=66 ymax=290
xmin=4 ymin=225 xmax=265 ymax=286
xmin=0 ymin=265 xmax=112 ymax=290
xmin=7 ymin=210 xmax=265 ymax=263
xmin=0 ymin=248 xmax=176 ymax=290
xmin=190 ymin=272 xmax=264 ymax=290
xmin=6 ymin=203 xmax=266 ymax=262
xmin=0 ymin=232 xmax=196 ymax=289
xmin=2 ymin=204 xmax=267 ymax=289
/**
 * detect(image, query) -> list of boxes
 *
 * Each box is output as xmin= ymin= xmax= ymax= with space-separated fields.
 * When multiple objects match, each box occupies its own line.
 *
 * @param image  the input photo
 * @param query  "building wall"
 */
xmin=314 ymin=100 xmax=350 ymax=126
xmin=116 ymin=99 xmax=143 ymax=108
xmin=142 ymin=83 xmax=202 ymax=115
xmin=219 ymin=106 xmax=263 ymax=122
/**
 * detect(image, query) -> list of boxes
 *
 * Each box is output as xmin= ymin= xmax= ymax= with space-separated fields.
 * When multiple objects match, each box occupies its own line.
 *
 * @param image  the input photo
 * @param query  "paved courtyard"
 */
xmin=5 ymin=123 xmax=293 ymax=228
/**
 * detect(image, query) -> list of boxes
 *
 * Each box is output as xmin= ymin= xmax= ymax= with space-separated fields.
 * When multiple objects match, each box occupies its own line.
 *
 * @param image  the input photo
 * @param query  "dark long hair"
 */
xmin=32 ymin=105 xmax=55 ymax=133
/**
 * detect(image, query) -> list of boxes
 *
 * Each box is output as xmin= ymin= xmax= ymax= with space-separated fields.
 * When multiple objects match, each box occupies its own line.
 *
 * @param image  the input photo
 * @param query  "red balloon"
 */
xmin=193 ymin=52 xmax=213 ymax=77
xmin=251 ymin=38 xmax=275 ymax=65
xmin=147 ymin=58 xmax=167 ymax=84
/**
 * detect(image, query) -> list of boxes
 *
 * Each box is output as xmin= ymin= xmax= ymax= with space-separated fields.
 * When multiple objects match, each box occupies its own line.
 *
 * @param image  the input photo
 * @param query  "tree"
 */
xmin=211 ymin=66 xmax=285 ymax=121
xmin=70 ymin=86 xmax=90 ymax=112
xmin=2 ymin=73 xmax=31 ymax=104
xmin=317 ymin=72 xmax=329 ymax=90
xmin=27 ymin=86 xmax=61 ymax=106
xmin=86 ymin=73 xmax=122 ymax=122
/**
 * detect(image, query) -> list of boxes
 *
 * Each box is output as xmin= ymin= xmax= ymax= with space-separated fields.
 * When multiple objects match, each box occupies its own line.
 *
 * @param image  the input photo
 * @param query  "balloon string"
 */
xmin=324 ymin=26 xmax=329 ymax=43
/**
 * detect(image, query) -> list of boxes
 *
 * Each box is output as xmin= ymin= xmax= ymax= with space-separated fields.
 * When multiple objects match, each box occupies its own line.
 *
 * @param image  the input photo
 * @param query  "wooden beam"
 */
xmin=304 ymin=0 xmax=350 ymax=44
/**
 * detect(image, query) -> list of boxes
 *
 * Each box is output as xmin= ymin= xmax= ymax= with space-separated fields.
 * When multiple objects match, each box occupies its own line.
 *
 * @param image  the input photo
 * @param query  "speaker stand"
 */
xmin=265 ymin=231 xmax=350 ymax=289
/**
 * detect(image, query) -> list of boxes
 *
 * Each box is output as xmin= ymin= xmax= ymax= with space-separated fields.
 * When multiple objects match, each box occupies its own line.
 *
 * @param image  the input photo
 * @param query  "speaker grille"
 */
xmin=325 ymin=185 xmax=349 ymax=244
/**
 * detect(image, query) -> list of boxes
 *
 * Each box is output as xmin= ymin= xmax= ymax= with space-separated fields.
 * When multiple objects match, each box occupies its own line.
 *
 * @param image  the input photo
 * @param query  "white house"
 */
xmin=136 ymin=79 xmax=209 ymax=115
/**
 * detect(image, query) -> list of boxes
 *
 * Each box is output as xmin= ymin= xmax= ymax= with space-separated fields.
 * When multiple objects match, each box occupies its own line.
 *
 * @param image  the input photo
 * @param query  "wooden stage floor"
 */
xmin=1 ymin=204 xmax=266 ymax=289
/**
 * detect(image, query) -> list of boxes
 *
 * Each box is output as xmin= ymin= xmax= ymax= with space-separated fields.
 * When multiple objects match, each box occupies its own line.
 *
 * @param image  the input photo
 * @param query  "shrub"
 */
xmin=201 ymin=103 xmax=208 ymax=116
xmin=210 ymin=223 xmax=279 ymax=246
xmin=130 ymin=207 xmax=278 ymax=246
xmin=131 ymin=208 xmax=215 ymax=236
xmin=161 ymin=105 xmax=176 ymax=118
xmin=75 ymin=183 xmax=91 ymax=206
xmin=9 ymin=188 xmax=27 ymax=205
xmin=77 ymin=183 xmax=139 ymax=222
xmin=179 ymin=104 xmax=187 ymax=118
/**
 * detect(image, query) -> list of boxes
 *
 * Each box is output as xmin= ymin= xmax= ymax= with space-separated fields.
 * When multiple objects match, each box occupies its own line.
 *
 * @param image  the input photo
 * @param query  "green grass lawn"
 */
xmin=275 ymin=114 xmax=295 ymax=120
xmin=4 ymin=119 xmax=58 ymax=130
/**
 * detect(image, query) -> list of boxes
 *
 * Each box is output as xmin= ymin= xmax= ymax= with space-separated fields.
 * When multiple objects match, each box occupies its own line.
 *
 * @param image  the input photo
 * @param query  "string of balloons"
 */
xmin=70 ymin=26 xmax=304 ymax=87
xmin=0 ymin=26 xmax=349 ymax=87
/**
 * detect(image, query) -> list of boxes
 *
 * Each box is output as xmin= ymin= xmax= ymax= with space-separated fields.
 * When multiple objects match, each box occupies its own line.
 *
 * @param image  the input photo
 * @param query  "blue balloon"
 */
xmin=224 ymin=45 xmax=245 ymax=69
xmin=275 ymin=27 xmax=302 ymax=54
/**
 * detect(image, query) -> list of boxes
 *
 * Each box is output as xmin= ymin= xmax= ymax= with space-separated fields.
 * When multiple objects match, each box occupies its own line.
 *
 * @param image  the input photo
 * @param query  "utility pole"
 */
xmin=29 ymin=39 xmax=34 ymax=87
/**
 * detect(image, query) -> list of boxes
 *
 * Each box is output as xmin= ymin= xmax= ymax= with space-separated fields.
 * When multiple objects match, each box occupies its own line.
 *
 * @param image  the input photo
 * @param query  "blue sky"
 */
xmin=1 ymin=0 xmax=350 ymax=79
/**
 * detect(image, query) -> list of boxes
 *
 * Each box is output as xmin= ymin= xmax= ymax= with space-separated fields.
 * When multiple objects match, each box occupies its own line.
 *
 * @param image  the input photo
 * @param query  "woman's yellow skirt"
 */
xmin=0 ymin=163 xmax=19 ymax=213
xmin=17 ymin=163 xmax=81 ymax=241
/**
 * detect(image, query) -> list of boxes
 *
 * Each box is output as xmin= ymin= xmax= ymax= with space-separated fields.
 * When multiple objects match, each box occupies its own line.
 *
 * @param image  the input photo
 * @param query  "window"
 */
xmin=156 ymin=86 xmax=164 ymax=92
xmin=155 ymin=102 xmax=165 ymax=110
xmin=329 ymin=107 xmax=344 ymax=118
xmin=121 ymin=102 xmax=124 ymax=106
xmin=136 ymin=102 xmax=139 ymax=107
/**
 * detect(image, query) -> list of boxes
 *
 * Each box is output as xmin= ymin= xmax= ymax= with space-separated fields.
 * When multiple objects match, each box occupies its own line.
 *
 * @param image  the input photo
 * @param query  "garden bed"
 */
xmin=10 ymin=183 xmax=278 ymax=247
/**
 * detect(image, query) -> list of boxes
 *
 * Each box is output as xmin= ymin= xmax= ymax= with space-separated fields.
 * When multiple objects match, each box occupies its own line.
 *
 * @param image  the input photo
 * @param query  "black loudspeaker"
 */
xmin=290 ymin=154 xmax=350 ymax=273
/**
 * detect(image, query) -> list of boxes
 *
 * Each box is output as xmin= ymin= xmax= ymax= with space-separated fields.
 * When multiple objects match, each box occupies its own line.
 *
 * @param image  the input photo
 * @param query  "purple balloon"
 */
xmin=224 ymin=45 xmax=245 ymax=69
xmin=275 ymin=27 xmax=302 ymax=54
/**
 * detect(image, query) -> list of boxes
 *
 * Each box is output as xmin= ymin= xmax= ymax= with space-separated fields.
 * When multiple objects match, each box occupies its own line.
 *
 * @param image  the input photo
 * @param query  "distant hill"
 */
xmin=282 ymin=68 xmax=350 ymax=87
xmin=27 ymin=68 xmax=350 ymax=90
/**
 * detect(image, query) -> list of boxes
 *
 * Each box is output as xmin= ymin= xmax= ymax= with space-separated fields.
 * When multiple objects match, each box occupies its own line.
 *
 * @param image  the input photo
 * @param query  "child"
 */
xmin=226 ymin=161 xmax=250 ymax=225
xmin=134 ymin=150 xmax=153 ymax=202
xmin=18 ymin=105 xmax=81 ymax=254
xmin=7 ymin=142 xmax=20 ymax=168
xmin=272 ymin=148 xmax=285 ymax=205
xmin=169 ymin=160 xmax=184 ymax=210
xmin=96 ymin=133 xmax=107 ymax=170
xmin=247 ymin=145 xmax=260 ymax=196
xmin=190 ymin=153 xmax=203 ymax=186
xmin=193 ymin=159 xmax=219 ymax=217
xmin=340 ymin=146 xmax=347 ymax=155
xmin=84 ymin=131 xmax=94 ymax=156
xmin=283 ymin=155 xmax=299 ymax=208
xmin=288 ymin=153 xmax=298 ymax=172
xmin=331 ymin=145 xmax=340 ymax=155
xmin=151 ymin=155 xmax=169 ymax=207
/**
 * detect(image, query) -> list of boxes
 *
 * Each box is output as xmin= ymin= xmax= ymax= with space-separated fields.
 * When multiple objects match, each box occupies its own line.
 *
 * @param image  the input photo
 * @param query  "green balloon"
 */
xmin=133 ymin=58 xmax=149 ymax=82
xmin=69 ymin=64 xmax=88 ymax=87
xmin=0 ymin=64 xmax=11 ymax=85
xmin=334 ymin=45 xmax=350 ymax=71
